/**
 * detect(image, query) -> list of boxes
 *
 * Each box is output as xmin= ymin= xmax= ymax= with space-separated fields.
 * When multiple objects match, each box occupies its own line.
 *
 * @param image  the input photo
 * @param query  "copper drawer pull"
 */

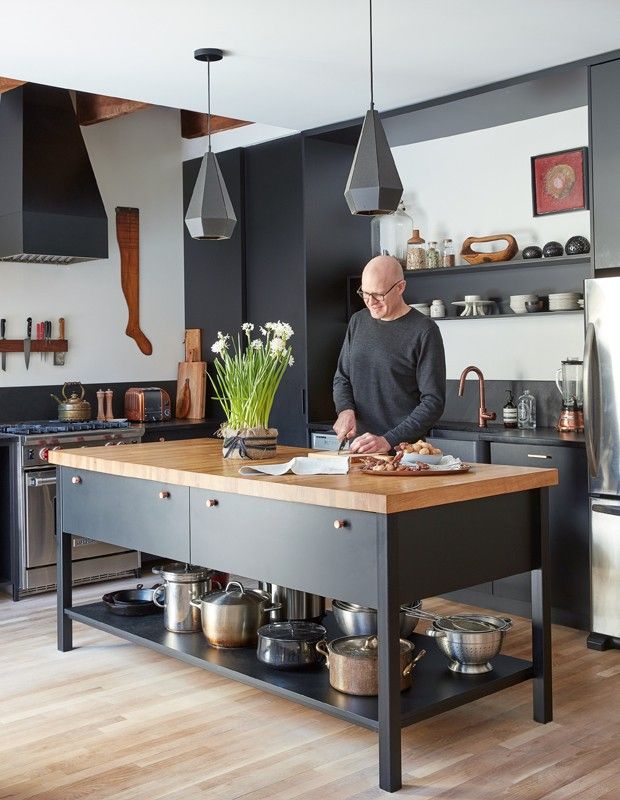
xmin=71 ymin=476 xmax=82 ymax=485
xmin=527 ymin=453 xmax=552 ymax=459
xmin=333 ymin=519 xmax=347 ymax=529
xmin=205 ymin=499 xmax=218 ymax=508
xmin=159 ymin=490 xmax=170 ymax=499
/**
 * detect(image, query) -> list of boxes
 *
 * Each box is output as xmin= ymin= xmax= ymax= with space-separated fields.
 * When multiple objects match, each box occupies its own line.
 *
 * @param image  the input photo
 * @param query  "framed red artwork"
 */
xmin=531 ymin=147 xmax=589 ymax=216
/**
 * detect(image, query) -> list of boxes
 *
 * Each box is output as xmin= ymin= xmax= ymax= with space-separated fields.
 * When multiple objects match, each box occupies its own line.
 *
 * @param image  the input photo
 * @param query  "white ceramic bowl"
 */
xmin=401 ymin=452 xmax=443 ymax=466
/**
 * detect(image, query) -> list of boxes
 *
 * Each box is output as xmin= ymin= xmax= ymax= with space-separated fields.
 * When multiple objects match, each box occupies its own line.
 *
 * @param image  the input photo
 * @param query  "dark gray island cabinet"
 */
xmin=52 ymin=440 xmax=557 ymax=793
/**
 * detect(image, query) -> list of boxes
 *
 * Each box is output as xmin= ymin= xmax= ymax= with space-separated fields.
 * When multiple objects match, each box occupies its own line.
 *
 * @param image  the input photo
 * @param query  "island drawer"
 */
xmin=61 ymin=469 xmax=190 ymax=561
xmin=190 ymin=490 xmax=379 ymax=607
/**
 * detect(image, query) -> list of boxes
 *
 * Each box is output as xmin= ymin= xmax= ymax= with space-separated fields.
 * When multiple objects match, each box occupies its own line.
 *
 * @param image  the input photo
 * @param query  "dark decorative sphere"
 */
xmin=542 ymin=241 xmax=564 ymax=258
xmin=522 ymin=246 xmax=543 ymax=259
xmin=565 ymin=235 xmax=591 ymax=255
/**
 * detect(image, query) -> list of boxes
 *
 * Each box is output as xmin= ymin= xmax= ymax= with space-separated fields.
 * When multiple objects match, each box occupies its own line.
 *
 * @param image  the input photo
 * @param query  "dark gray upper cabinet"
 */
xmin=590 ymin=59 xmax=620 ymax=272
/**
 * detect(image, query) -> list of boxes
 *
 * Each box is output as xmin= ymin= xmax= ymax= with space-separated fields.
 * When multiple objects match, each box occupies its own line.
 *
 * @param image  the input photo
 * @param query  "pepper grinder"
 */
xmin=104 ymin=389 xmax=114 ymax=420
xmin=96 ymin=389 xmax=106 ymax=421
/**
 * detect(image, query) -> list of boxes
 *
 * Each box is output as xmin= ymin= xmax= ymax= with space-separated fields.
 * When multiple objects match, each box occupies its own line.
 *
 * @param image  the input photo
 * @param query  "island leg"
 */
xmin=531 ymin=487 xmax=552 ymax=722
xmin=376 ymin=514 xmax=402 ymax=792
xmin=56 ymin=476 xmax=73 ymax=652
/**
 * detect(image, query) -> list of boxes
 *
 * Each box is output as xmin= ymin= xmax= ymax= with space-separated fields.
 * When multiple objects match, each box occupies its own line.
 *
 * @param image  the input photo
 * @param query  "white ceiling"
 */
xmin=1 ymin=0 xmax=620 ymax=133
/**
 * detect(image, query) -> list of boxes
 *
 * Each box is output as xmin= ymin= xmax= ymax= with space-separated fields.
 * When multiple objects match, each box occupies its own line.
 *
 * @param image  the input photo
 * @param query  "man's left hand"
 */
xmin=349 ymin=433 xmax=391 ymax=454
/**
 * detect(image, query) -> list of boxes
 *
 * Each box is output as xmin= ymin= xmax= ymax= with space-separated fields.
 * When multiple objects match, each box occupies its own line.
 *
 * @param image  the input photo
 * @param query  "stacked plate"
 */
xmin=548 ymin=292 xmax=582 ymax=311
xmin=509 ymin=293 xmax=538 ymax=314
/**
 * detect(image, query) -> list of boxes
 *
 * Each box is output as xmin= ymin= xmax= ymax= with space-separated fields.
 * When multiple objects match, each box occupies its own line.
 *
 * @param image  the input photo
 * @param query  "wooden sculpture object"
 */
xmin=461 ymin=234 xmax=519 ymax=265
xmin=115 ymin=207 xmax=153 ymax=355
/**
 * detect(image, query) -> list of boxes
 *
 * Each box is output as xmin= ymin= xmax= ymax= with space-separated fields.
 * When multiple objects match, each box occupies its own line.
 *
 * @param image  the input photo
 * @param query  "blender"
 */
xmin=555 ymin=357 xmax=584 ymax=432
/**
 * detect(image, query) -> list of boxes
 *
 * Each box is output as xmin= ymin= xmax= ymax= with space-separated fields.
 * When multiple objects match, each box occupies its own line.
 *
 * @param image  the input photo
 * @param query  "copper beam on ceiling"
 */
xmin=180 ymin=109 xmax=251 ymax=139
xmin=0 ymin=77 xmax=26 ymax=94
xmin=75 ymin=92 xmax=150 ymax=126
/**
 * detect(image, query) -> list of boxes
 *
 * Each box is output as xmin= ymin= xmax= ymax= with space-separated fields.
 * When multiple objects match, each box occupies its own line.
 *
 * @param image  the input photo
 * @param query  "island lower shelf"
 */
xmin=67 ymin=604 xmax=533 ymax=731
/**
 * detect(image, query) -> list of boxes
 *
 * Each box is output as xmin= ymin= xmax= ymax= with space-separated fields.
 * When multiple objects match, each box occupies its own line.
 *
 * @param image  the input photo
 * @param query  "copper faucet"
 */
xmin=458 ymin=365 xmax=496 ymax=428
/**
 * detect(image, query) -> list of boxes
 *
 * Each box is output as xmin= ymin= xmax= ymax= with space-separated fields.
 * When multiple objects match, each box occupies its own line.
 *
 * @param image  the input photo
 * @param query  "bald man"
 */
xmin=333 ymin=255 xmax=446 ymax=454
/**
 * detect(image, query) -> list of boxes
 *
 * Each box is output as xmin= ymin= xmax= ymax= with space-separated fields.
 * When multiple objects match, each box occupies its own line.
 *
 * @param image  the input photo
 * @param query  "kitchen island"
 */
xmin=51 ymin=439 xmax=557 ymax=793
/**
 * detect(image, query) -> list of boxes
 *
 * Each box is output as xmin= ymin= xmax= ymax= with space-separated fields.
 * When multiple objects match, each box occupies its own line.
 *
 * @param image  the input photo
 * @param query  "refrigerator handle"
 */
xmin=592 ymin=503 xmax=620 ymax=517
xmin=583 ymin=322 xmax=600 ymax=477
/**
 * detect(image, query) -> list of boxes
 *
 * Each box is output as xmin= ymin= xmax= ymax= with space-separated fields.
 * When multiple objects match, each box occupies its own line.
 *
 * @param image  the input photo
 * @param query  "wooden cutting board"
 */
xmin=307 ymin=450 xmax=390 ymax=462
xmin=176 ymin=361 xmax=206 ymax=419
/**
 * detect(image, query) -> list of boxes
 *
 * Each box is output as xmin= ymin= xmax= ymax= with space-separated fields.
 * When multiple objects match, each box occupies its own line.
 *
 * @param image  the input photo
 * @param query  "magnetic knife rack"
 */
xmin=0 ymin=339 xmax=68 ymax=353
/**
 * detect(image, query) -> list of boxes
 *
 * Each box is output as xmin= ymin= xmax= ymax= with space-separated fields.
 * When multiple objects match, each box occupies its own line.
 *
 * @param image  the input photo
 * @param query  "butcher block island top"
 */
xmin=49 ymin=438 xmax=558 ymax=514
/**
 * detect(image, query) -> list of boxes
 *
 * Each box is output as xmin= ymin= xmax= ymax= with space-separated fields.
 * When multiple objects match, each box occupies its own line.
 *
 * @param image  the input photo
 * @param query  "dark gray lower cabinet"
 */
xmin=490 ymin=442 xmax=589 ymax=629
xmin=61 ymin=469 xmax=190 ymax=562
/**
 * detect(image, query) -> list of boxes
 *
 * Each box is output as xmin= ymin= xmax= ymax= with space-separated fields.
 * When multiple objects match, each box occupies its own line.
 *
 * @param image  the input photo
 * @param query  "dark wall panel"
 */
xmin=244 ymin=136 xmax=307 ymax=446
xmin=183 ymin=149 xmax=245 ymax=420
xmin=303 ymin=138 xmax=371 ymax=424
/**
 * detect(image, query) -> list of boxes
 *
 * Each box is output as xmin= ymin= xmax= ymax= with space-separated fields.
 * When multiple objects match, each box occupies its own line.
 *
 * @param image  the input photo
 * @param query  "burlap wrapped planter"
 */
xmin=221 ymin=427 xmax=278 ymax=460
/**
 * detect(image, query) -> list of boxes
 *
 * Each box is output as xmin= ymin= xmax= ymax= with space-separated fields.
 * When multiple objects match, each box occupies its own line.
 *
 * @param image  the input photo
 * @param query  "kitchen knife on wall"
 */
xmin=54 ymin=318 xmax=65 ymax=366
xmin=24 ymin=317 xmax=32 ymax=370
xmin=1 ymin=318 xmax=6 ymax=371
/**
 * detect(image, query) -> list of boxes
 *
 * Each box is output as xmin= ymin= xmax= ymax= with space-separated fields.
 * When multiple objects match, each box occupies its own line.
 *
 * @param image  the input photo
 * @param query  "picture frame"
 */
xmin=531 ymin=147 xmax=589 ymax=217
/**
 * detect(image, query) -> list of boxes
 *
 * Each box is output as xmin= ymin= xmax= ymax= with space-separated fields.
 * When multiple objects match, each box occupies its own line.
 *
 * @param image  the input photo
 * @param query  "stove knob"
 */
xmin=39 ymin=447 xmax=49 ymax=461
xmin=104 ymin=441 xmax=116 ymax=447
xmin=116 ymin=441 xmax=126 ymax=446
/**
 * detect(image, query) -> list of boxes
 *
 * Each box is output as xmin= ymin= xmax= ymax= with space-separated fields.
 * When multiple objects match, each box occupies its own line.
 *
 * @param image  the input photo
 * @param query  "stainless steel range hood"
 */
xmin=0 ymin=83 xmax=108 ymax=264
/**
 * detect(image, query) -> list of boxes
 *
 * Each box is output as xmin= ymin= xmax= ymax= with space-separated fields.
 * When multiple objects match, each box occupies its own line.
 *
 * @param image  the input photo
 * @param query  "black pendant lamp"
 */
xmin=344 ymin=0 xmax=403 ymax=216
xmin=185 ymin=48 xmax=237 ymax=240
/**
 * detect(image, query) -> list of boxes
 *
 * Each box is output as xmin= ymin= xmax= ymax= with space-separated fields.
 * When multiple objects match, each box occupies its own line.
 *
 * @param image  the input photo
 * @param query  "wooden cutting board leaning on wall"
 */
xmin=176 ymin=329 xmax=206 ymax=420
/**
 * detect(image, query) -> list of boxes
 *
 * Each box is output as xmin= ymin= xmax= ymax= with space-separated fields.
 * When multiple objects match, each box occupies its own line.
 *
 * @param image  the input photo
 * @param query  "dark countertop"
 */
xmin=138 ymin=419 xmax=220 ymax=433
xmin=309 ymin=421 xmax=585 ymax=448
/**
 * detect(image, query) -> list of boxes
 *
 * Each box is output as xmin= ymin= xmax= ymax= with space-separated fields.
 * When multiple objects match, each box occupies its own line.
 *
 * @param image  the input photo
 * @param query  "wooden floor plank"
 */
xmin=1 ymin=580 xmax=619 ymax=800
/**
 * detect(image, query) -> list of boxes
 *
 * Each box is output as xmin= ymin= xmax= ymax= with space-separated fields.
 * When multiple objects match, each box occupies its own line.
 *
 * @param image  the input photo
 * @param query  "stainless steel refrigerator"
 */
xmin=585 ymin=277 xmax=620 ymax=649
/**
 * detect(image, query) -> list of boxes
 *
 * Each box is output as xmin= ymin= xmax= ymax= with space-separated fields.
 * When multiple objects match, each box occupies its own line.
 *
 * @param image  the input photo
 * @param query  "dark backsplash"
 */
xmin=0 ymin=380 xmax=178 ymax=424
xmin=443 ymin=379 xmax=561 ymax=428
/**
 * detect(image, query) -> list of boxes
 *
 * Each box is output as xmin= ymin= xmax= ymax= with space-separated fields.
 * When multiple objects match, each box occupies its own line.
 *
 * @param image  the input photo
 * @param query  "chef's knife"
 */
xmin=45 ymin=320 xmax=52 ymax=363
xmin=54 ymin=318 xmax=65 ymax=366
xmin=24 ymin=317 xmax=32 ymax=370
xmin=1 ymin=319 xmax=6 ymax=371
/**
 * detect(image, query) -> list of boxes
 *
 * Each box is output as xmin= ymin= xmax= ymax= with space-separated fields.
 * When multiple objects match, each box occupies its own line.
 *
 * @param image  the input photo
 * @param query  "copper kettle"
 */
xmin=50 ymin=382 xmax=91 ymax=421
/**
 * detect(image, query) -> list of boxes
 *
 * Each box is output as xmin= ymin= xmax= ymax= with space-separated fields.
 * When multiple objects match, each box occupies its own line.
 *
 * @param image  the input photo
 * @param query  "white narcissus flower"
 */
xmin=264 ymin=322 xmax=276 ymax=331
xmin=250 ymin=338 xmax=263 ymax=349
xmin=259 ymin=326 xmax=267 ymax=336
xmin=269 ymin=337 xmax=285 ymax=355
xmin=274 ymin=321 xmax=294 ymax=340
xmin=288 ymin=355 xmax=295 ymax=366
xmin=211 ymin=333 xmax=230 ymax=354
xmin=242 ymin=322 xmax=254 ymax=333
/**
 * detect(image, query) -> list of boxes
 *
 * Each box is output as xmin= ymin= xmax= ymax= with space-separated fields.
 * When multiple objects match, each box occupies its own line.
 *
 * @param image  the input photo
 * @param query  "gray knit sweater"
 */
xmin=333 ymin=308 xmax=446 ymax=446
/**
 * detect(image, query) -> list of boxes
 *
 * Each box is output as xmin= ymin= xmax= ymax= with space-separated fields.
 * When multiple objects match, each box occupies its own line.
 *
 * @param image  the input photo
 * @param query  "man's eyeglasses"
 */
xmin=356 ymin=280 xmax=403 ymax=303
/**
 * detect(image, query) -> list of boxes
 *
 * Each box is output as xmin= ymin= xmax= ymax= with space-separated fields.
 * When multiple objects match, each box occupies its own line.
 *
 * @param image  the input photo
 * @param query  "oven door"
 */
xmin=24 ymin=469 xmax=129 ymax=569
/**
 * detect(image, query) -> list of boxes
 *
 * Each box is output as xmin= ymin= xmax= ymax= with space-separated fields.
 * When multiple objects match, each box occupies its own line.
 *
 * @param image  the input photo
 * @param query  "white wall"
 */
xmin=392 ymin=107 xmax=589 ymax=380
xmin=0 ymin=106 xmax=185 ymax=388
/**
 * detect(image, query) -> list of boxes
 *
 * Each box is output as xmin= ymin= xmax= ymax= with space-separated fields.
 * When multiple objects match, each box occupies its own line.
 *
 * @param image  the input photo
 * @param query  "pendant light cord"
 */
xmin=369 ymin=0 xmax=374 ymax=110
xmin=207 ymin=59 xmax=212 ymax=152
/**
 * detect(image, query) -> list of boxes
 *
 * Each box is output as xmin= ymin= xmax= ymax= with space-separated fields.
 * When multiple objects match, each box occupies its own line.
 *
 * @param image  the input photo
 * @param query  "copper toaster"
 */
xmin=124 ymin=387 xmax=171 ymax=422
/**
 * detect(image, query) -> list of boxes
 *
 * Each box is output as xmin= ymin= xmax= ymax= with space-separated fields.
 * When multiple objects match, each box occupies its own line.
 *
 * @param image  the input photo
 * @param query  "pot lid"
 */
xmin=329 ymin=635 xmax=414 ymax=659
xmin=258 ymin=621 xmax=326 ymax=642
xmin=433 ymin=614 xmax=506 ymax=633
xmin=201 ymin=580 xmax=265 ymax=607
xmin=155 ymin=562 xmax=212 ymax=582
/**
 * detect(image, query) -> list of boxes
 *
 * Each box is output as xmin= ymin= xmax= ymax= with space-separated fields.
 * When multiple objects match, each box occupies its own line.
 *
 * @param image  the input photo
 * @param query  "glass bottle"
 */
xmin=442 ymin=238 xmax=456 ymax=268
xmin=370 ymin=203 xmax=413 ymax=268
xmin=426 ymin=241 xmax=440 ymax=269
xmin=406 ymin=229 xmax=426 ymax=270
xmin=517 ymin=389 xmax=537 ymax=429
xmin=503 ymin=389 xmax=517 ymax=429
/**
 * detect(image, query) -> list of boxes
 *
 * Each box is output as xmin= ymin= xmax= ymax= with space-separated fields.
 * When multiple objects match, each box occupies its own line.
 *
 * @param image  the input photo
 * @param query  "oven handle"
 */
xmin=28 ymin=475 xmax=57 ymax=487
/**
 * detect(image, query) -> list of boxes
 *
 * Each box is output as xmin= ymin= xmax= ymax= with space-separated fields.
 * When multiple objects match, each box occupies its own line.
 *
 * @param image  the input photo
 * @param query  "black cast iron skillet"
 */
xmin=102 ymin=583 xmax=162 ymax=616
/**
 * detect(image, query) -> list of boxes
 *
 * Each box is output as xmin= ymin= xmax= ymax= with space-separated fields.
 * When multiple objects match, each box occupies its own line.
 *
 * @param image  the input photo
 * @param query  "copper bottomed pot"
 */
xmin=316 ymin=635 xmax=425 ymax=696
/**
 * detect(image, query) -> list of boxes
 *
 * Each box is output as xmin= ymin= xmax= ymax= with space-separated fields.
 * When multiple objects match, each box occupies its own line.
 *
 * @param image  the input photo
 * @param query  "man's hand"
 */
xmin=333 ymin=409 xmax=357 ymax=444
xmin=349 ymin=433 xmax=391 ymax=454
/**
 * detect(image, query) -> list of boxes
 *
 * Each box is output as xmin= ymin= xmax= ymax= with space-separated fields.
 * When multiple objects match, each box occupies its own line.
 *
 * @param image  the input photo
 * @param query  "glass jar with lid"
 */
xmin=370 ymin=202 xmax=413 ymax=268
xmin=442 ymin=238 xmax=456 ymax=268
xmin=406 ymin=229 xmax=426 ymax=270
xmin=426 ymin=241 xmax=440 ymax=269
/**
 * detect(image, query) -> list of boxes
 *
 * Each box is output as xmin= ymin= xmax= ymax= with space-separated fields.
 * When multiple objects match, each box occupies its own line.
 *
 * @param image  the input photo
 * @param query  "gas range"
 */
xmin=0 ymin=419 xmax=144 ymax=468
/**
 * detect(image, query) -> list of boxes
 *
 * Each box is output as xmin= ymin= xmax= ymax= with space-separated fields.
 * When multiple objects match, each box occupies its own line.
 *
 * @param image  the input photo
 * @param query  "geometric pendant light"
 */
xmin=185 ymin=48 xmax=237 ymax=240
xmin=344 ymin=0 xmax=403 ymax=215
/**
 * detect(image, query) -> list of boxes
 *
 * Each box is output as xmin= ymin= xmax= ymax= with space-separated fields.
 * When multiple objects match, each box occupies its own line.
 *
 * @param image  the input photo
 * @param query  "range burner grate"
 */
xmin=0 ymin=420 xmax=133 ymax=435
